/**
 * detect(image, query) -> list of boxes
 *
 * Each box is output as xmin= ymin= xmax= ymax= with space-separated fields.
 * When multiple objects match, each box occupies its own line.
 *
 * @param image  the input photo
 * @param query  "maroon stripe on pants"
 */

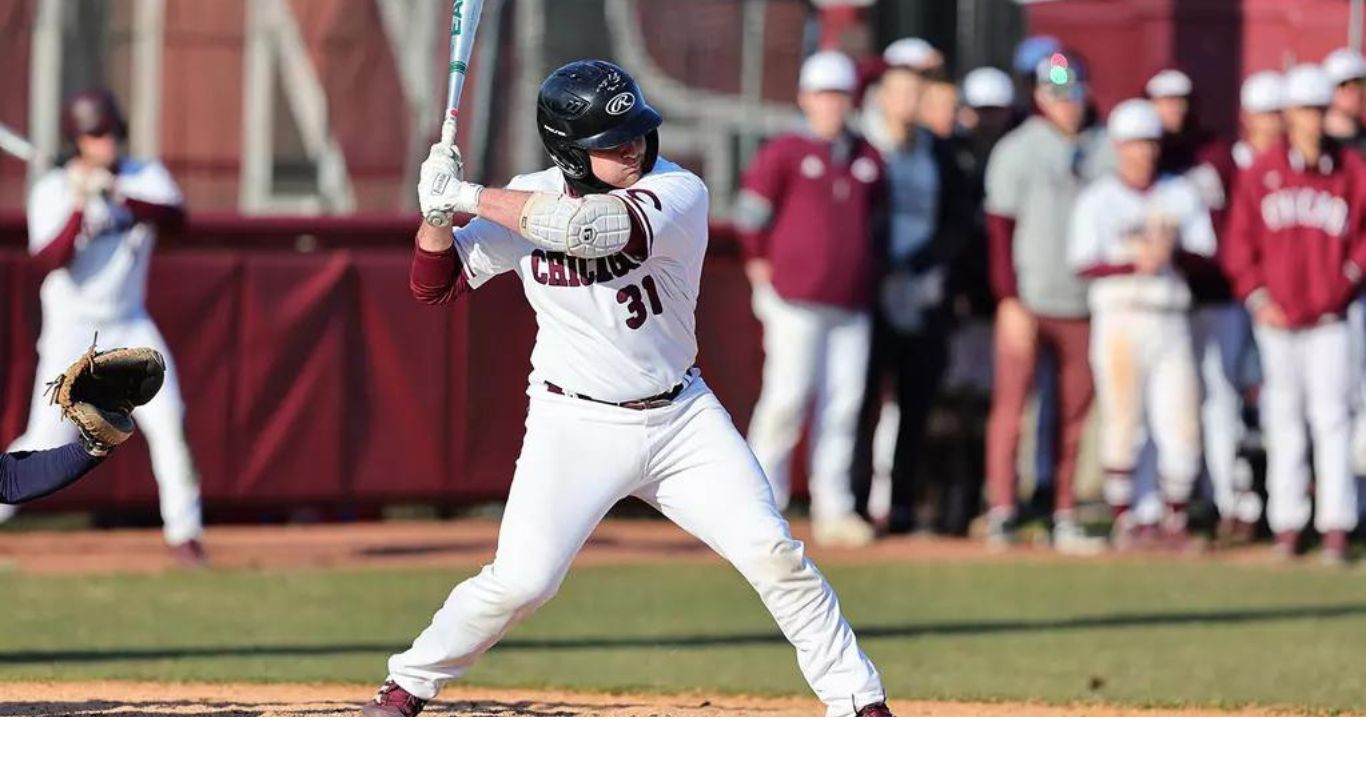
xmin=985 ymin=313 xmax=1093 ymax=514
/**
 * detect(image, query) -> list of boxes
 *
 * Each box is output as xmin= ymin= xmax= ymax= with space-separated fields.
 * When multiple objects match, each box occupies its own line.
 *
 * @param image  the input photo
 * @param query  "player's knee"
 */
xmin=734 ymin=533 xmax=811 ymax=587
xmin=493 ymin=569 xmax=563 ymax=610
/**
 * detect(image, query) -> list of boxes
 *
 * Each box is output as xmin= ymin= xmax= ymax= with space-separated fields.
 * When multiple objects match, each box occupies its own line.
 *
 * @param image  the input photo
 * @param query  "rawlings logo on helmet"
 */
xmin=606 ymin=92 xmax=636 ymax=116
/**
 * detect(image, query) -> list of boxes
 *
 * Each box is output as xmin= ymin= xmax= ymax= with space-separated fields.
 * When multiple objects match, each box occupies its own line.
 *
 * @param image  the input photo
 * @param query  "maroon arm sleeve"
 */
xmin=124 ymin=198 xmax=187 ymax=235
xmin=986 ymin=213 xmax=1019 ymax=300
xmin=1077 ymin=262 xmax=1136 ymax=279
xmin=736 ymin=140 xmax=788 ymax=263
xmin=31 ymin=211 xmax=84 ymax=273
xmin=410 ymin=240 xmax=472 ymax=305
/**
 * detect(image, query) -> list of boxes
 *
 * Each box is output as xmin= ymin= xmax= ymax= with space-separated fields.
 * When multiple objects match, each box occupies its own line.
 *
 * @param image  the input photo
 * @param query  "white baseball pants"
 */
xmin=747 ymin=285 xmax=871 ymax=523
xmin=1090 ymin=308 xmax=1202 ymax=512
xmin=1253 ymin=321 xmax=1358 ymax=534
xmin=0 ymin=316 xmax=202 ymax=545
xmin=387 ymin=377 xmax=886 ymax=716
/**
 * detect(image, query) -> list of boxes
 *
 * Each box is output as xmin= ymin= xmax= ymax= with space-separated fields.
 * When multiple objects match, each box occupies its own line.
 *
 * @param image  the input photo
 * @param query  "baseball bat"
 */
xmin=0 ymin=122 xmax=38 ymax=163
xmin=441 ymin=0 xmax=486 ymax=149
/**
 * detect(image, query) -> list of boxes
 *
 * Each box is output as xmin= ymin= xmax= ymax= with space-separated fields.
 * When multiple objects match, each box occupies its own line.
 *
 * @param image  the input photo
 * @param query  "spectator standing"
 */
xmin=1223 ymin=64 xmax=1366 ymax=565
xmin=1070 ymin=99 xmax=1217 ymax=550
xmin=739 ymin=51 xmax=886 ymax=547
xmin=1323 ymin=48 xmax=1366 ymax=154
xmin=851 ymin=48 xmax=971 ymax=534
xmin=1133 ymin=68 xmax=1261 ymax=544
xmin=982 ymin=52 xmax=1111 ymax=553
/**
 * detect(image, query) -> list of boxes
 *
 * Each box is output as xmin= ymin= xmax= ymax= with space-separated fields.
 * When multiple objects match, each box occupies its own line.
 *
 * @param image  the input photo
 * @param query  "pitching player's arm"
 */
xmin=734 ymin=139 xmax=790 ymax=284
xmin=0 ymin=444 xmax=103 ymax=505
xmin=27 ymin=173 xmax=84 ymax=273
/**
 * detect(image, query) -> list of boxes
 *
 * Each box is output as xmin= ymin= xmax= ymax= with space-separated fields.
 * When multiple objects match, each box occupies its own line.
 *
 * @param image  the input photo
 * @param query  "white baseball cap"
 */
xmin=1145 ymin=69 xmax=1193 ymax=99
xmin=799 ymin=50 xmax=857 ymax=94
xmin=1240 ymin=70 xmax=1285 ymax=113
xmin=1323 ymin=47 xmax=1366 ymax=85
xmin=962 ymin=67 xmax=1015 ymax=108
xmin=884 ymin=37 xmax=941 ymax=71
xmin=1283 ymin=64 xmax=1334 ymax=108
xmin=1107 ymin=98 xmax=1163 ymax=142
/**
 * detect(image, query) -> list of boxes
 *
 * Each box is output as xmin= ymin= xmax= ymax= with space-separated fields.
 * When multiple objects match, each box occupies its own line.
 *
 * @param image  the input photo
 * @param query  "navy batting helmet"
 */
xmin=537 ymin=60 xmax=661 ymax=195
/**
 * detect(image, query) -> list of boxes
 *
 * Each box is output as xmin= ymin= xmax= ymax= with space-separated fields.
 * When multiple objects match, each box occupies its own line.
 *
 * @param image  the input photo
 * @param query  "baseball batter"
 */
xmin=0 ymin=90 xmax=204 ymax=566
xmin=1069 ymin=99 xmax=1215 ymax=546
xmin=361 ymin=60 xmax=889 ymax=717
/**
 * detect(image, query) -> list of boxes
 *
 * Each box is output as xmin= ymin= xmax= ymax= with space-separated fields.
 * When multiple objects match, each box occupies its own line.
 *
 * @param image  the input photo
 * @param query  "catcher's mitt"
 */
xmin=45 ymin=336 xmax=166 ymax=457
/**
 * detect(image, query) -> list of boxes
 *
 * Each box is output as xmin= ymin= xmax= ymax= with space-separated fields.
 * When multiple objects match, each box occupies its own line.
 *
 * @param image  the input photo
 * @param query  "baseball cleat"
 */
xmin=1320 ymin=530 xmax=1351 ymax=567
xmin=856 ymin=702 xmax=894 ymax=717
xmin=1051 ymin=518 xmax=1107 ymax=556
xmin=983 ymin=507 xmax=1015 ymax=550
xmin=361 ymin=680 xmax=428 ymax=717
xmin=169 ymin=539 xmax=208 ymax=569
xmin=1272 ymin=531 xmax=1300 ymax=561
xmin=813 ymin=516 xmax=876 ymax=548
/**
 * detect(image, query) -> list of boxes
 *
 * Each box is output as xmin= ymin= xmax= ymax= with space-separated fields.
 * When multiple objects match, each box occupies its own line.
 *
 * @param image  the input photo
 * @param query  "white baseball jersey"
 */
xmin=1068 ymin=174 xmax=1216 ymax=312
xmin=455 ymin=158 xmax=709 ymax=401
xmin=27 ymin=159 xmax=183 ymax=325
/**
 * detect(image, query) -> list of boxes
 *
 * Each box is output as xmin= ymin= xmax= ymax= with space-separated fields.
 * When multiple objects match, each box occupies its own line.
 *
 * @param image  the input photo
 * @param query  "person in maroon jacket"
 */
xmin=737 ymin=50 xmax=886 ymax=548
xmin=1223 ymin=64 xmax=1366 ymax=565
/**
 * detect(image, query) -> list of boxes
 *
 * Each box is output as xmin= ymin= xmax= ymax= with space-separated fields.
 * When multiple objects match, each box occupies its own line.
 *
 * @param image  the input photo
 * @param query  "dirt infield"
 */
xmin=0 ymin=680 xmax=1305 ymax=716
xmin=0 ymin=518 xmax=1289 ymax=574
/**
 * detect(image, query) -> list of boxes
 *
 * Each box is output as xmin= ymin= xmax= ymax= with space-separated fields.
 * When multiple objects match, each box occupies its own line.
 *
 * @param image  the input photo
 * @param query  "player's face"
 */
xmin=798 ymin=90 xmax=852 ymax=140
xmin=588 ymin=135 xmax=647 ymax=188
xmin=877 ymin=68 xmax=924 ymax=126
xmin=1242 ymin=109 xmax=1283 ymax=147
xmin=1152 ymin=96 xmax=1188 ymax=133
xmin=76 ymin=132 xmax=119 ymax=169
xmin=1035 ymin=89 xmax=1085 ymax=135
xmin=1284 ymin=105 xmax=1326 ymax=144
xmin=1333 ymin=79 xmax=1363 ymax=117
xmin=918 ymin=82 xmax=960 ymax=138
xmin=1115 ymin=138 xmax=1158 ymax=188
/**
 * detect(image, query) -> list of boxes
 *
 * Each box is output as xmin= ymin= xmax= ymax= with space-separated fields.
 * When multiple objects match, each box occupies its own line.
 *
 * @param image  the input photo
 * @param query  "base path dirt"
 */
xmin=0 ymin=519 xmax=1291 ymax=574
xmin=0 ymin=680 xmax=1304 ymax=717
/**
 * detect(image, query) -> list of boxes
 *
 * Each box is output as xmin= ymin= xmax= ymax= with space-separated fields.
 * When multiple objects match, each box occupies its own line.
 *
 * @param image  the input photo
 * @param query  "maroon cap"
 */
xmin=62 ymin=89 xmax=127 ymax=142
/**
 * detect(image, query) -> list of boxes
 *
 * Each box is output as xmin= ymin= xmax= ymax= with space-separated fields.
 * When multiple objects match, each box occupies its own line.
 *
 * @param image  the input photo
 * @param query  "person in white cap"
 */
xmin=738 ymin=50 xmax=886 ymax=547
xmin=1069 ymin=99 xmax=1218 ymax=551
xmin=982 ymin=50 xmax=1111 ymax=554
xmin=883 ymin=37 xmax=943 ymax=74
xmin=1322 ymin=47 xmax=1366 ymax=153
xmin=1224 ymin=64 xmax=1366 ymax=565
xmin=850 ymin=43 xmax=972 ymax=535
xmin=960 ymin=68 xmax=1016 ymax=131
xmin=1234 ymin=70 xmax=1286 ymax=169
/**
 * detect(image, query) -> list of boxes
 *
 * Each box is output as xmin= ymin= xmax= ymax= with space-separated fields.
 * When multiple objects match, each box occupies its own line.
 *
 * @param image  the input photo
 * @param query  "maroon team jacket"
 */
xmin=737 ymin=132 xmax=886 ymax=310
xmin=1223 ymin=139 xmax=1366 ymax=329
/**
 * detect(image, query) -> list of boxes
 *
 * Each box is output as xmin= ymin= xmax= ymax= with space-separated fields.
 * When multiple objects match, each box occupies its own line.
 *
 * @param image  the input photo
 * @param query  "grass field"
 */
xmin=2 ymin=557 xmax=1364 ymax=712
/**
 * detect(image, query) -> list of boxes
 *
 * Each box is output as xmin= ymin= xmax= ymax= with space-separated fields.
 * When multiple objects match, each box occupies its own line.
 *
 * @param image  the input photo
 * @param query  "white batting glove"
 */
xmin=67 ymin=164 xmax=116 ymax=205
xmin=418 ymin=143 xmax=483 ymax=227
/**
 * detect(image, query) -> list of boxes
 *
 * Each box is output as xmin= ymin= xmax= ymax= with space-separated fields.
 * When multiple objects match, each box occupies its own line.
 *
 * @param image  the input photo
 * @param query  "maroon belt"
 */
xmin=545 ymin=381 xmax=686 ymax=410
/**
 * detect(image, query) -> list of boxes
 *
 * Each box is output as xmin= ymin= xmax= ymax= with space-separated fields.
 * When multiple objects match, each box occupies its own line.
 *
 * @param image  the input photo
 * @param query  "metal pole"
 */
xmin=29 ymin=0 xmax=63 ymax=188
xmin=1352 ymin=0 xmax=1364 ymax=52
xmin=131 ymin=0 xmax=165 ymax=159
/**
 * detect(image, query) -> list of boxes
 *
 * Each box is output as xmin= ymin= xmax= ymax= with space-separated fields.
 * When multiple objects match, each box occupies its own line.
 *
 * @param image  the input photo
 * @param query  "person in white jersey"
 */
xmin=1 ymin=90 xmax=204 ymax=567
xmin=360 ymin=60 xmax=890 ymax=718
xmin=1069 ymin=99 xmax=1218 ymax=550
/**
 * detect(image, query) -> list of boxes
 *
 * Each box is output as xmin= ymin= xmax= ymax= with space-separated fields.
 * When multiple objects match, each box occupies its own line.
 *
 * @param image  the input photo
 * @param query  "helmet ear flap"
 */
xmin=642 ymin=129 xmax=660 ymax=176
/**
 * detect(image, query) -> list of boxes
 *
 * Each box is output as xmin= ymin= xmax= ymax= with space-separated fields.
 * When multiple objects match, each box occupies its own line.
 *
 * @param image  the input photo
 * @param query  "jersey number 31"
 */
xmin=617 ymin=276 xmax=664 ymax=330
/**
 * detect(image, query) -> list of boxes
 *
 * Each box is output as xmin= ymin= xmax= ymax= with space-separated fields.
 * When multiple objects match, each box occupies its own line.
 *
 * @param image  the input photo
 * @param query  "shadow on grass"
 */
xmin=1 ymin=602 xmax=1363 ymax=665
